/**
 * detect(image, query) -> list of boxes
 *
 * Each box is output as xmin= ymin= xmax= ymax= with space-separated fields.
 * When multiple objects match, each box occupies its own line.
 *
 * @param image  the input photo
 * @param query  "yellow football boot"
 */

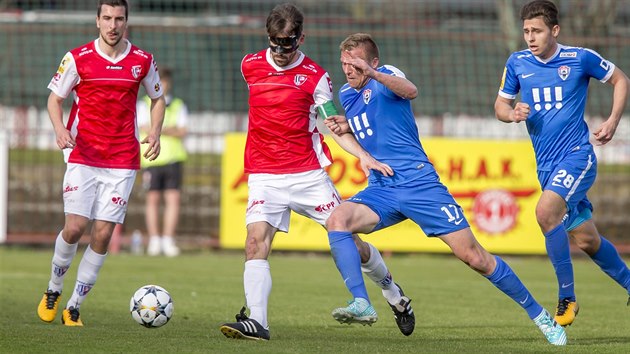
xmin=61 ymin=307 xmax=84 ymax=327
xmin=37 ymin=290 xmax=61 ymax=323
xmin=554 ymin=298 xmax=579 ymax=327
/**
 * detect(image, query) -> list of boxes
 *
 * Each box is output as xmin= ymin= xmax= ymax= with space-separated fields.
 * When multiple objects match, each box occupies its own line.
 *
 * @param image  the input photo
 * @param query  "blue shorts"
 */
xmin=537 ymin=147 xmax=596 ymax=229
xmin=347 ymin=170 xmax=470 ymax=236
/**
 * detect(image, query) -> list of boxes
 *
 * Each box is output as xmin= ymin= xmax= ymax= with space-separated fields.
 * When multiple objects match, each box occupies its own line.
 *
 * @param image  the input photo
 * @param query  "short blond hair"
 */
xmin=339 ymin=33 xmax=379 ymax=61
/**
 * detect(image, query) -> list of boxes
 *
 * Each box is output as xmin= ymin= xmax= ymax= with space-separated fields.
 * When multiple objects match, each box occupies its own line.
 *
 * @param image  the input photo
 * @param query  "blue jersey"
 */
xmin=498 ymin=44 xmax=615 ymax=171
xmin=339 ymin=65 xmax=432 ymax=186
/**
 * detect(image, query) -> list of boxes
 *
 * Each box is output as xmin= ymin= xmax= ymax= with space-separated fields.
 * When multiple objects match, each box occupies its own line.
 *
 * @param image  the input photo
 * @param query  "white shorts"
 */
xmin=246 ymin=169 xmax=341 ymax=232
xmin=62 ymin=163 xmax=137 ymax=224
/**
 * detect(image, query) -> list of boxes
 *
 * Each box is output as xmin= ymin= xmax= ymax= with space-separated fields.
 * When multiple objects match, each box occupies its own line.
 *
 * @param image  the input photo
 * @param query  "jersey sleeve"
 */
xmin=313 ymin=72 xmax=334 ymax=106
xmin=141 ymin=55 xmax=163 ymax=99
xmin=498 ymin=54 xmax=519 ymax=99
xmin=582 ymin=48 xmax=616 ymax=83
xmin=378 ymin=65 xmax=406 ymax=99
xmin=47 ymin=52 xmax=79 ymax=98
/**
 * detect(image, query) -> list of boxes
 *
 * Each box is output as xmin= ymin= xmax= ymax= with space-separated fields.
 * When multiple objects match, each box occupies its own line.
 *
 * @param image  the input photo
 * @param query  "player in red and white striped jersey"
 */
xmin=220 ymin=3 xmax=412 ymax=341
xmin=37 ymin=0 xmax=166 ymax=327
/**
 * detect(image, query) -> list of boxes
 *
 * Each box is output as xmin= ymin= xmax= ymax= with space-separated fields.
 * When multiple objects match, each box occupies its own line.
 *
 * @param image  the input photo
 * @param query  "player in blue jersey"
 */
xmin=323 ymin=32 xmax=566 ymax=345
xmin=494 ymin=0 xmax=630 ymax=327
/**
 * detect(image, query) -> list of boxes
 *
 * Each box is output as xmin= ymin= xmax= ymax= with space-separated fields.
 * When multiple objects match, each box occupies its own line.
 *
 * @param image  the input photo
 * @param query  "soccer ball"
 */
xmin=130 ymin=284 xmax=174 ymax=328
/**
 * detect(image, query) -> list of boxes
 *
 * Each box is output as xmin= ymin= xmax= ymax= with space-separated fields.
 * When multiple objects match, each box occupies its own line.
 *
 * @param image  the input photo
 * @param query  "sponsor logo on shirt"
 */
xmin=154 ymin=83 xmax=161 ymax=92
xmin=133 ymin=49 xmax=148 ymax=59
xmin=78 ymin=49 xmax=94 ymax=56
xmin=559 ymin=52 xmax=577 ymax=58
xmin=302 ymin=64 xmax=318 ymax=73
xmin=55 ymin=54 xmax=73 ymax=78
xmin=107 ymin=65 xmax=123 ymax=70
xmin=245 ymin=55 xmax=262 ymax=63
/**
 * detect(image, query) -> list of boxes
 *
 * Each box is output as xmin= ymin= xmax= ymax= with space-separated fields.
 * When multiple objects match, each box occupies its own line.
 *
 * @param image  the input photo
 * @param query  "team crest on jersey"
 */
xmin=131 ymin=65 xmax=143 ymax=79
xmin=363 ymin=89 xmax=372 ymax=104
xmin=294 ymin=74 xmax=307 ymax=86
xmin=558 ymin=65 xmax=571 ymax=80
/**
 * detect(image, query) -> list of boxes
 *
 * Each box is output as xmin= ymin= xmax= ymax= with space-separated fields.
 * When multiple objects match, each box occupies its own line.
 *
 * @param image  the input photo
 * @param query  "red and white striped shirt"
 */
xmin=48 ymin=39 xmax=163 ymax=169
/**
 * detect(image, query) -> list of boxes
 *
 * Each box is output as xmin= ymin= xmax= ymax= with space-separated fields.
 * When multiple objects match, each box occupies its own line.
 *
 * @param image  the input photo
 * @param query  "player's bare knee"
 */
xmin=461 ymin=249 xmax=492 ymax=274
xmin=535 ymin=203 xmax=565 ymax=231
xmin=62 ymin=225 xmax=84 ymax=243
xmin=244 ymin=235 xmax=270 ymax=259
xmin=535 ymin=212 xmax=562 ymax=232
xmin=325 ymin=212 xmax=348 ymax=231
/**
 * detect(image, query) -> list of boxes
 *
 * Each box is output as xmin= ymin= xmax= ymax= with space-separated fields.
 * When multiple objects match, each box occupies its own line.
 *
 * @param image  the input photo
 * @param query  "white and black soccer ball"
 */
xmin=130 ymin=284 xmax=174 ymax=328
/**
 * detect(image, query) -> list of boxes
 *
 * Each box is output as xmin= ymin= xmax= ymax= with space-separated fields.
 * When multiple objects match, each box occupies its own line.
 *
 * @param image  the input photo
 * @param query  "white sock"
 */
xmin=66 ymin=246 xmax=106 ymax=309
xmin=243 ymin=259 xmax=271 ymax=329
xmin=361 ymin=243 xmax=401 ymax=304
xmin=48 ymin=231 xmax=78 ymax=293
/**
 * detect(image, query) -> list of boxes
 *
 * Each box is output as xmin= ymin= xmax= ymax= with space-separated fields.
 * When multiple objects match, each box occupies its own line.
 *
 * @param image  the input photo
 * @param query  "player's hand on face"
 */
xmin=342 ymin=50 xmax=374 ymax=77
xmin=54 ymin=128 xmax=75 ymax=150
xmin=511 ymin=102 xmax=530 ymax=122
xmin=592 ymin=118 xmax=618 ymax=145
xmin=141 ymin=134 xmax=161 ymax=161
xmin=325 ymin=115 xmax=350 ymax=135
xmin=358 ymin=152 xmax=394 ymax=178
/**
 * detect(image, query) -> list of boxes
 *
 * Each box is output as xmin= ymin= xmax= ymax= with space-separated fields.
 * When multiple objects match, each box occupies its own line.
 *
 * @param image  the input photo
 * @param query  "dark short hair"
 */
xmin=520 ymin=0 xmax=558 ymax=28
xmin=339 ymin=33 xmax=380 ymax=61
xmin=266 ymin=3 xmax=304 ymax=37
xmin=97 ymin=0 xmax=129 ymax=20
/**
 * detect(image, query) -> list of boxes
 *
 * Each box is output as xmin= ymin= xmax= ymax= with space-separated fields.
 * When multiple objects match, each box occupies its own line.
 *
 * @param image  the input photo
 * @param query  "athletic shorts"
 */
xmin=246 ymin=169 xmax=341 ymax=233
xmin=62 ymin=163 xmax=136 ymax=224
xmin=537 ymin=147 xmax=596 ymax=229
xmin=142 ymin=162 xmax=183 ymax=191
xmin=348 ymin=170 xmax=470 ymax=236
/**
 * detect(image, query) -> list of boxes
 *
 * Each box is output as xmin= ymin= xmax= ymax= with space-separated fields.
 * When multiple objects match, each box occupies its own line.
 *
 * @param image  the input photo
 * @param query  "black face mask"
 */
xmin=268 ymin=33 xmax=300 ymax=54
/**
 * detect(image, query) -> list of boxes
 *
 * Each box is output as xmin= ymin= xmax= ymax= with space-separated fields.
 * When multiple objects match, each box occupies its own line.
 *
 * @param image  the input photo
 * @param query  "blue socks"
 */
xmin=591 ymin=236 xmax=630 ymax=294
xmin=328 ymin=231 xmax=369 ymax=302
xmin=485 ymin=256 xmax=543 ymax=319
xmin=545 ymin=224 xmax=575 ymax=301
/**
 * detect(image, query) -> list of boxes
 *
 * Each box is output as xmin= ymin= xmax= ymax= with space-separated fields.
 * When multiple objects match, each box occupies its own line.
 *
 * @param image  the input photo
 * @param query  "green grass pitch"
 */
xmin=1 ymin=247 xmax=629 ymax=353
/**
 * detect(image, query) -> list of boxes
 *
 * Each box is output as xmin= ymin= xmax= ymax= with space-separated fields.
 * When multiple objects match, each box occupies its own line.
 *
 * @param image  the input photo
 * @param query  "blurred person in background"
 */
xmin=37 ymin=0 xmax=165 ymax=326
xmin=137 ymin=67 xmax=188 ymax=257
xmin=495 ymin=0 xmax=630 ymax=327
xmin=324 ymin=32 xmax=566 ymax=345
xmin=219 ymin=3 xmax=415 ymax=341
